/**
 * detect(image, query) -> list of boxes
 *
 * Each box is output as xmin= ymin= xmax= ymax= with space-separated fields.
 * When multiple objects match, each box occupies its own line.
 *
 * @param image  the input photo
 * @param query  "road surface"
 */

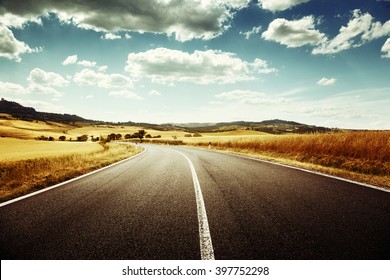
xmin=1 ymin=144 xmax=389 ymax=259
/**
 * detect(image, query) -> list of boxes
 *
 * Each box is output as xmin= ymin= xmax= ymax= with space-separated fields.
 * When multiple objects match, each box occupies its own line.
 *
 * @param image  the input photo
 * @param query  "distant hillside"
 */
xmin=1 ymin=98 xmax=333 ymax=134
xmin=0 ymin=98 xmax=89 ymax=124
xmin=175 ymin=119 xmax=333 ymax=134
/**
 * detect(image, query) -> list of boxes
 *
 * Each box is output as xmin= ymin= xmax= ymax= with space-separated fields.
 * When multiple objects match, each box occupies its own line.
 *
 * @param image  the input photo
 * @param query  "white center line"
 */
xmin=174 ymin=150 xmax=215 ymax=260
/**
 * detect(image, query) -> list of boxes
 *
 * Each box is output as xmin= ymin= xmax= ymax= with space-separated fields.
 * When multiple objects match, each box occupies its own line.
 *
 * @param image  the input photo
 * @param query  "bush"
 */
xmin=77 ymin=134 xmax=88 ymax=142
xmin=59 ymin=136 xmax=66 ymax=141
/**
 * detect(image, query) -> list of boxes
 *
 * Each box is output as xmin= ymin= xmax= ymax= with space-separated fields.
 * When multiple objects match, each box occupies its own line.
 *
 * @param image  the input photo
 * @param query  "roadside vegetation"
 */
xmin=189 ymin=131 xmax=390 ymax=189
xmin=0 ymin=142 xmax=142 ymax=203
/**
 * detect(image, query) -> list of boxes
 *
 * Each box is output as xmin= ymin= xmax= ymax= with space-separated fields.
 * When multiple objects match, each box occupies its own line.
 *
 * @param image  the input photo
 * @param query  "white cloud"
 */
xmin=3 ymin=98 xmax=69 ymax=114
xmin=101 ymin=33 xmax=121 ymax=40
xmin=125 ymin=33 xmax=132 ymax=39
xmin=73 ymin=68 xmax=133 ymax=88
xmin=251 ymin=58 xmax=278 ymax=74
xmin=77 ymin=60 xmax=97 ymax=67
xmin=216 ymin=89 xmax=289 ymax=106
xmin=28 ymin=68 xmax=69 ymax=87
xmin=149 ymin=90 xmax=161 ymax=96
xmin=0 ymin=81 xmax=29 ymax=95
xmin=259 ymin=0 xmax=311 ymax=12
xmin=313 ymin=10 xmax=373 ymax=55
xmin=0 ymin=24 xmax=40 ymax=62
xmin=313 ymin=10 xmax=390 ymax=55
xmin=362 ymin=20 xmax=390 ymax=41
xmin=262 ymin=16 xmax=326 ymax=48
xmin=0 ymin=68 xmax=67 ymax=97
xmin=317 ymin=77 xmax=336 ymax=86
xmin=240 ymin=26 xmax=262 ymax=39
xmin=73 ymin=69 xmax=106 ymax=87
xmin=97 ymin=65 xmax=108 ymax=72
xmin=108 ymin=90 xmax=143 ymax=100
xmin=125 ymin=48 xmax=253 ymax=84
xmin=0 ymin=13 xmax=42 ymax=28
xmin=1 ymin=0 xmax=251 ymax=42
xmin=294 ymin=87 xmax=390 ymax=129
xmin=62 ymin=54 xmax=78 ymax=65
xmin=216 ymin=90 xmax=265 ymax=100
xmin=27 ymin=83 xmax=64 ymax=97
xmin=381 ymin=38 xmax=390 ymax=58
xmin=62 ymin=54 xmax=99 ymax=68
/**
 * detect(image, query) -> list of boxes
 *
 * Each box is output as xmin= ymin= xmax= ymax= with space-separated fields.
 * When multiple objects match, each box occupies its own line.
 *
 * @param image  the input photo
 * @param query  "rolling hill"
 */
xmin=1 ymin=98 xmax=333 ymax=134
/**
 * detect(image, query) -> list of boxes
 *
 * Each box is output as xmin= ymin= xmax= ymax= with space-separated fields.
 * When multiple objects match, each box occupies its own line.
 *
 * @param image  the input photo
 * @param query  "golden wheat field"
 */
xmin=0 ymin=138 xmax=104 ymax=162
xmin=0 ymin=142 xmax=142 ymax=202
xmin=190 ymin=131 xmax=390 ymax=188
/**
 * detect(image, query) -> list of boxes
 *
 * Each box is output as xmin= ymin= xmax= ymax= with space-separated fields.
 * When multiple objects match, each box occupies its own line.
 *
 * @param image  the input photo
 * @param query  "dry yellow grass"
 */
xmin=0 ymin=119 xmax=187 ymax=140
xmin=190 ymin=131 xmax=390 ymax=189
xmin=0 ymin=119 xmax=73 ymax=139
xmin=0 ymin=138 xmax=103 ymax=162
xmin=0 ymin=142 xmax=142 ymax=202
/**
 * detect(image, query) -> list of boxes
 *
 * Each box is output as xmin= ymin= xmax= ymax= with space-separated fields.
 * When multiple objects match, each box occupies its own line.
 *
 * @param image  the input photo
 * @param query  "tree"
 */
xmin=59 ymin=135 xmax=66 ymax=141
xmin=138 ymin=129 xmax=146 ymax=142
xmin=77 ymin=134 xmax=88 ymax=142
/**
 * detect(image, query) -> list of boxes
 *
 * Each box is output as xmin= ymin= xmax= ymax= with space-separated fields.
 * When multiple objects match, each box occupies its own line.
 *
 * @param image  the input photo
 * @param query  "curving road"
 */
xmin=1 ymin=144 xmax=389 ymax=259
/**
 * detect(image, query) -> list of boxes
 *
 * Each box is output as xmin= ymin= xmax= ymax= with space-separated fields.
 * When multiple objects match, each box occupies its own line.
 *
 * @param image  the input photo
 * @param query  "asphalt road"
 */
xmin=1 ymin=144 xmax=389 ymax=260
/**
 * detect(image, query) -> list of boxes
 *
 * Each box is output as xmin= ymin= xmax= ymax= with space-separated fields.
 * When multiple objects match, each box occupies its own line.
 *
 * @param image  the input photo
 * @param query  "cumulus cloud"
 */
xmin=125 ymin=48 xmax=254 ymax=84
xmin=62 ymin=54 xmax=78 ymax=65
xmin=0 ymin=12 xmax=42 ymax=28
xmin=77 ymin=60 xmax=97 ymax=67
xmin=0 ymin=0 xmax=251 ymax=42
xmin=62 ymin=55 xmax=100 ymax=68
xmin=0 ymin=81 xmax=29 ymax=95
xmin=240 ymin=26 xmax=262 ymax=39
xmin=251 ymin=58 xmax=278 ymax=74
xmin=262 ymin=16 xmax=326 ymax=48
xmin=73 ymin=68 xmax=133 ymax=88
xmin=101 ymin=33 xmax=121 ymax=40
xmin=313 ymin=10 xmax=390 ymax=55
xmin=27 ymin=83 xmax=63 ymax=97
xmin=259 ymin=0 xmax=311 ymax=12
xmin=317 ymin=77 xmax=336 ymax=86
xmin=26 ymin=68 xmax=69 ymax=97
xmin=0 ymin=68 xmax=68 ymax=97
xmin=28 ymin=68 xmax=69 ymax=87
xmin=0 ymin=24 xmax=40 ymax=62
xmin=381 ymin=38 xmax=390 ymax=58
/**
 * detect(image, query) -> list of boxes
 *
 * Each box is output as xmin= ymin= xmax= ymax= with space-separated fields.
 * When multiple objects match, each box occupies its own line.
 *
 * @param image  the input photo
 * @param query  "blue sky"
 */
xmin=1 ymin=0 xmax=389 ymax=129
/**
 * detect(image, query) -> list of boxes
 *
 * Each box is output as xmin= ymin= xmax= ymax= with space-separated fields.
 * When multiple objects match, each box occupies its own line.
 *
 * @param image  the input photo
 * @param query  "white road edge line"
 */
xmin=174 ymin=150 xmax=215 ymax=260
xmin=0 ymin=145 xmax=147 ymax=208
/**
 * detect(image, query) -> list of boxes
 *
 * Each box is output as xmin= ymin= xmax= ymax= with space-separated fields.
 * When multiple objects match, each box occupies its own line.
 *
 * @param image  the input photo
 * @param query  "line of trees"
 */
xmin=37 ymin=130 xmax=159 ymax=143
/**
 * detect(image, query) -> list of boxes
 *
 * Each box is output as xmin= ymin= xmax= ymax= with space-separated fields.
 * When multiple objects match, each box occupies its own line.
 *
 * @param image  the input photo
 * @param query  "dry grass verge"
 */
xmin=0 ymin=143 xmax=142 ymax=203
xmin=190 ymin=131 xmax=390 ymax=189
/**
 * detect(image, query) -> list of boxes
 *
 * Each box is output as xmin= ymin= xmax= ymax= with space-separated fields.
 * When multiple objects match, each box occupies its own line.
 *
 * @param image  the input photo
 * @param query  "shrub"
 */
xmin=77 ymin=134 xmax=88 ymax=142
